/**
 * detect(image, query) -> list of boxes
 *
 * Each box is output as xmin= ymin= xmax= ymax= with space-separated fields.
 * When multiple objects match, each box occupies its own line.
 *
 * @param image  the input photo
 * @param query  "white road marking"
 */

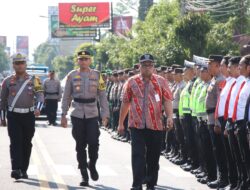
xmin=54 ymin=165 xmax=77 ymax=176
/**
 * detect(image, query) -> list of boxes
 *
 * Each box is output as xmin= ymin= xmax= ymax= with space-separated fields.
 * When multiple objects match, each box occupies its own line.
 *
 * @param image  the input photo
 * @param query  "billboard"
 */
xmin=0 ymin=36 xmax=7 ymax=47
xmin=16 ymin=36 xmax=29 ymax=56
xmin=113 ymin=16 xmax=133 ymax=36
xmin=59 ymin=2 xmax=110 ymax=28
xmin=51 ymin=15 xmax=97 ymax=38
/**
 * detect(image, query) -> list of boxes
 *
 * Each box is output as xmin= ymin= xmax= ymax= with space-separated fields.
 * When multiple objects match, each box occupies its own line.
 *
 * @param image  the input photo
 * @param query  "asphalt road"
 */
xmin=0 ymin=116 xmax=210 ymax=190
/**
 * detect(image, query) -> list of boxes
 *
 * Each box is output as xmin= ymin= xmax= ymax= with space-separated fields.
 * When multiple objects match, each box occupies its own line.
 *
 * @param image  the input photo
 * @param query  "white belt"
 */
xmin=8 ymin=107 xmax=34 ymax=113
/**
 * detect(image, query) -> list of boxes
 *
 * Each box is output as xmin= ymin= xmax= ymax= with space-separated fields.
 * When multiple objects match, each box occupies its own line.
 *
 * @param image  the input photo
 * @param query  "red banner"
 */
xmin=113 ymin=16 xmax=133 ymax=36
xmin=59 ymin=2 xmax=110 ymax=28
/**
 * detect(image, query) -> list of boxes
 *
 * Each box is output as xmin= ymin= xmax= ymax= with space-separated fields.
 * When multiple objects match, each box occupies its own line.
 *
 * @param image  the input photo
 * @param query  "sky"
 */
xmin=0 ymin=0 xmax=126 ymax=58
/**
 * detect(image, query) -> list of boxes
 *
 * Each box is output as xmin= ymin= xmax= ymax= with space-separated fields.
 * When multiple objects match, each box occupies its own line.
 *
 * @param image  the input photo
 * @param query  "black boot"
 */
xmin=11 ymin=170 xmax=22 ymax=180
xmin=21 ymin=171 xmax=28 ymax=179
xmin=87 ymin=162 xmax=99 ymax=181
xmin=80 ymin=169 xmax=89 ymax=186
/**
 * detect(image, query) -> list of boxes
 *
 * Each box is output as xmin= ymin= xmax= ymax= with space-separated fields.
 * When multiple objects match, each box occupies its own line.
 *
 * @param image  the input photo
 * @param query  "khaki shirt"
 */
xmin=43 ymin=78 xmax=62 ymax=100
xmin=0 ymin=74 xmax=44 ymax=110
xmin=205 ymin=74 xmax=225 ymax=125
xmin=61 ymin=69 xmax=109 ymax=119
xmin=173 ymin=80 xmax=186 ymax=110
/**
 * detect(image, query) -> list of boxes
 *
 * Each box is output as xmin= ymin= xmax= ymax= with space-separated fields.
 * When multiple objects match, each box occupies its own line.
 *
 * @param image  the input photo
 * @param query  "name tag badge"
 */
xmin=155 ymin=94 xmax=160 ymax=102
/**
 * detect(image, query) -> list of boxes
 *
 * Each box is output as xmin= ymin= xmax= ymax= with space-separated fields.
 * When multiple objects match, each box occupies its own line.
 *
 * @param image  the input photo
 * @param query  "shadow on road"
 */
xmin=156 ymin=185 xmax=184 ymax=190
xmin=16 ymin=178 xmax=119 ymax=190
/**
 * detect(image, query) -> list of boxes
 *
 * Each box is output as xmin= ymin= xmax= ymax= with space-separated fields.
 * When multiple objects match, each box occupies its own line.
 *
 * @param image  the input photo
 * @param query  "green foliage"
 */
xmin=33 ymin=42 xmax=58 ymax=69
xmin=51 ymin=55 xmax=74 ymax=79
xmin=175 ymin=13 xmax=211 ymax=58
xmin=0 ymin=45 xmax=10 ymax=72
xmin=205 ymin=17 xmax=240 ymax=56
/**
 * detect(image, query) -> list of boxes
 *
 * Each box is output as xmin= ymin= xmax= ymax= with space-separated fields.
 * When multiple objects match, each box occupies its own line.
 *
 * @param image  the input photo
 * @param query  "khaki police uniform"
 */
xmin=0 ymin=53 xmax=44 ymax=179
xmin=61 ymin=55 xmax=109 ymax=185
xmin=43 ymin=76 xmax=62 ymax=125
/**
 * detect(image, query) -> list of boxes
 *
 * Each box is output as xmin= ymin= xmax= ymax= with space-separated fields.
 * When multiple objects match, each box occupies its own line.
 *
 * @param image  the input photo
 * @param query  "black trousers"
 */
xmin=198 ymin=120 xmax=217 ymax=180
xmin=218 ymin=117 xmax=238 ymax=185
xmin=182 ymin=114 xmax=198 ymax=167
xmin=7 ymin=111 xmax=35 ymax=172
xmin=208 ymin=124 xmax=228 ymax=180
xmin=235 ymin=120 xmax=250 ymax=183
xmin=71 ymin=116 xmax=100 ymax=170
xmin=174 ymin=115 xmax=186 ymax=160
xmin=130 ymin=128 xmax=163 ymax=188
xmin=227 ymin=120 xmax=247 ymax=184
xmin=46 ymin=99 xmax=58 ymax=124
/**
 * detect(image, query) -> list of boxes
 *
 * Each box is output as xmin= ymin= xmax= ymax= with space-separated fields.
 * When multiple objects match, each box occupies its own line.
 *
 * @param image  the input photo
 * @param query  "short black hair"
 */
xmin=229 ymin=56 xmax=242 ymax=65
xmin=221 ymin=56 xmax=231 ymax=66
xmin=240 ymin=55 xmax=250 ymax=66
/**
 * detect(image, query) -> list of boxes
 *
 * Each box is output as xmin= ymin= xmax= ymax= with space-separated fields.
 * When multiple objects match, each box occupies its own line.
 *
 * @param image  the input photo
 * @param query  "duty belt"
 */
xmin=74 ymin=98 xmax=96 ymax=104
xmin=206 ymin=108 xmax=216 ymax=114
xmin=8 ymin=107 xmax=34 ymax=113
xmin=45 ymin=92 xmax=59 ymax=95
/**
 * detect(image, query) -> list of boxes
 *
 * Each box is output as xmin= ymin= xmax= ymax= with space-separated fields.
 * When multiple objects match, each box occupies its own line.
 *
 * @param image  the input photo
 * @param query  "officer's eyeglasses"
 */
xmin=141 ymin=63 xmax=154 ymax=68
xmin=78 ymin=58 xmax=89 ymax=61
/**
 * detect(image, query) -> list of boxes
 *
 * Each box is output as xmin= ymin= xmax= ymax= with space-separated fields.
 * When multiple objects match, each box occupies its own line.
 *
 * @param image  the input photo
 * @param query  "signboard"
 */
xmin=16 ymin=36 xmax=29 ymax=56
xmin=0 ymin=36 xmax=7 ymax=47
xmin=113 ymin=16 xmax=133 ymax=36
xmin=59 ymin=2 xmax=110 ymax=28
xmin=51 ymin=15 xmax=97 ymax=38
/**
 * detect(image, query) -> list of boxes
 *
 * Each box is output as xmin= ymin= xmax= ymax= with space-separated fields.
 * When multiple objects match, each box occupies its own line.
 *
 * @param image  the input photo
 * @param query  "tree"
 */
xmin=175 ymin=13 xmax=211 ymax=58
xmin=205 ymin=17 xmax=240 ymax=56
xmin=138 ymin=0 xmax=154 ymax=20
xmin=0 ymin=45 xmax=10 ymax=72
xmin=52 ymin=55 xmax=74 ymax=80
xmin=33 ymin=42 xmax=58 ymax=69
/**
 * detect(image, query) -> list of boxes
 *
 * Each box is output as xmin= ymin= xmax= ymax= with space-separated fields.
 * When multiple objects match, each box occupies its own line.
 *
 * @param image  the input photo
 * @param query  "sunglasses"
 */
xmin=14 ymin=61 xmax=26 ymax=65
xmin=78 ymin=57 xmax=89 ymax=61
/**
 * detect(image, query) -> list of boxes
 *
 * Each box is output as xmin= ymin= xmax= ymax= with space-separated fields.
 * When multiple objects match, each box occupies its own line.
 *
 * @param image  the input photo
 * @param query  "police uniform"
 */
xmin=205 ymin=55 xmax=228 ymax=188
xmin=61 ymin=50 xmax=109 ymax=186
xmin=0 ymin=53 xmax=44 ymax=180
xmin=43 ymin=71 xmax=62 ymax=125
xmin=171 ymin=68 xmax=186 ymax=165
xmin=178 ymin=60 xmax=199 ymax=172
xmin=110 ymin=72 xmax=119 ymax=132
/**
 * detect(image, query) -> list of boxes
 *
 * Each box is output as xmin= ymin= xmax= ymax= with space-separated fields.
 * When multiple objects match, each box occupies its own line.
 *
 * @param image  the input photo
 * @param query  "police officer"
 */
xmin=171 ymin=68 xmax=186 ymax=165
xmin=43 ymin=70 xmax=62 ymax=126
xmin=206 ymin=55 xmax=229 ymax=188
xmin=61 ymin=50 xmax=109 ymax=187
xmin=179 ymin=60 xmax=199 ymax=172
xmin=0 ymin=53 xmax=44 ymax=180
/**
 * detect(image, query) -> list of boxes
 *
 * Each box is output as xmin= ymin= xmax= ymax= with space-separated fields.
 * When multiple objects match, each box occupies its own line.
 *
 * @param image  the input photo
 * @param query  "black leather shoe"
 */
xmin=195 ymin=172 xmax=206 ymax=179
xmin=197 ymin=176 xmax=208 ymax=184
xmin=21 ymin=171 xmax=28 ymax=179
xmin=191 ymin=167 xmax=202 ymax=174
xmin=219 ymin=183 xmax=237 ymax=190
xmin=11 ymin=170 xmax=22 ymax=180
xmin=207 ymin=180 xmax=219 ymax=189
xmin=80 ymin=169 xmax=89 ymax=186
xmin=173 ymin=158 xmax=186 ymax=165
xmin=87 ymin=162 xmax=99 ymax=181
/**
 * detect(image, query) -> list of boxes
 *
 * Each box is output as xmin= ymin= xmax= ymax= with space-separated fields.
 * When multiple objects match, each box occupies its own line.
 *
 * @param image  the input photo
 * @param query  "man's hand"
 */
xmin=118 ymin=124 xmax=125 ymax=135
xmin=61 ymin=115 xmax=68 ymax=128
xmin=214 ymin=126 xmax=221 ymax=134
xmin=34 ymin=109 xmax=40 ymax=117
xmin=102 ymin=118 xmax=108 ymax=127
xmin=166 ymin=118 xmax=173 ymax=130
xmin=224 ymin=129 xmax=228 ymax=137
xmin=0 ymin=119 xmax=7 ymax=126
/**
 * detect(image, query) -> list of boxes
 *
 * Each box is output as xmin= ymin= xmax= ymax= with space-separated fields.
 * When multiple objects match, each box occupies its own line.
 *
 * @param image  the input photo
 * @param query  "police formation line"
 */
xmin=1 ymin=51 xmax=250 ymax=190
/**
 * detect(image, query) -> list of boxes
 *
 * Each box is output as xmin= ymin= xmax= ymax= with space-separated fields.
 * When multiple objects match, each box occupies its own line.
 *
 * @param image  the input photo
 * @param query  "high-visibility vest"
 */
xmin=179 ymin=81 xmax=193 ymax=115
xmin=196 ymin=82 xmax=210 ymax=117
xmin=191 ymin=80 xmax=203 ymax=116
